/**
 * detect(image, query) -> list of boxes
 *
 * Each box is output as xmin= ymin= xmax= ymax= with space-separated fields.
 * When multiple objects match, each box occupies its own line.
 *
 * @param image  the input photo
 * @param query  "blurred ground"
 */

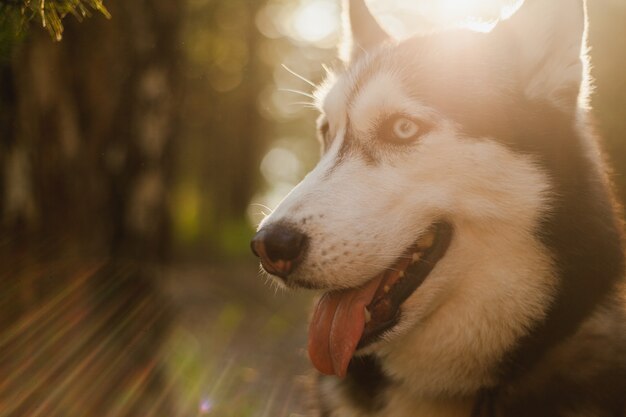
xmin=0 ymin=261 xmax=314 ymax=417
xmin=161 ymin=262 xmax=313 ymax=416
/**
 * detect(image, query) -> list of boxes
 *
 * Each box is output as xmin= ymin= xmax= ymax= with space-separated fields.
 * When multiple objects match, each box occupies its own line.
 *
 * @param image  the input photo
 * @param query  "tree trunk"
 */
xmin=1 ymin=0 xmax=182 ymax=261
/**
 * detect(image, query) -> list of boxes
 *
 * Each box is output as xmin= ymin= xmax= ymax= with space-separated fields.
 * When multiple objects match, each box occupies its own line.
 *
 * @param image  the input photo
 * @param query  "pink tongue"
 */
xmin=307 ymin=276 xmax=383 ymax=377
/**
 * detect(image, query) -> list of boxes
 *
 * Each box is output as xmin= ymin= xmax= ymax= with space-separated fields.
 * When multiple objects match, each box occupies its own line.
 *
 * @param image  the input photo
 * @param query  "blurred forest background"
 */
xmin=0 ymin=0 xmax=624 ymax=416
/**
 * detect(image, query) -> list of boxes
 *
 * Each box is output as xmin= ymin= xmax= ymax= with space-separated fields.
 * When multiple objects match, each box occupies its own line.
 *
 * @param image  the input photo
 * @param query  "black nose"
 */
xmin=250 ymin=223 xmax=308 ymax=278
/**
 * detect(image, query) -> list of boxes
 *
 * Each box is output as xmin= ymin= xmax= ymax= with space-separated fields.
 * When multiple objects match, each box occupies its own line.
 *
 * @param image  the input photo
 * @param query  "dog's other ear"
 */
xmin=340 ymin=0 xmax=390 ymax=62
xmin=498 ymin=0 xmax=588 ymax=110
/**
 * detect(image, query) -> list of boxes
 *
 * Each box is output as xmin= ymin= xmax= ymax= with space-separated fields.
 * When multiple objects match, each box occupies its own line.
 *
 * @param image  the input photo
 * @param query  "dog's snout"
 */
xmin=251 ymin=223 xmax=308 ymax=278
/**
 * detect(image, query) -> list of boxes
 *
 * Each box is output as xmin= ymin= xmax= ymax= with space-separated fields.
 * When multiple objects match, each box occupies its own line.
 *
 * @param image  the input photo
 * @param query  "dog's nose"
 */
xmin=250 ymin=223 xmax=308 ymax=278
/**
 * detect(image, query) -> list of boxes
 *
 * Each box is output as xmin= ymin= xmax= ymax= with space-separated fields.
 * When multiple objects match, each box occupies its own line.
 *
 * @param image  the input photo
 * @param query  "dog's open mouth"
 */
xmin=307 ymin=222 xmax=453 ymax=377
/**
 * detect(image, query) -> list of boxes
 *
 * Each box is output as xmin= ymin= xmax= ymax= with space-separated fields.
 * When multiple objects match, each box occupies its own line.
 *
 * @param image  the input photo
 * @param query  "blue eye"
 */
xmin=392 ymin=117 xmax=419 ymax=140
xmin=382 ymin=115 xmax=426 ymax=144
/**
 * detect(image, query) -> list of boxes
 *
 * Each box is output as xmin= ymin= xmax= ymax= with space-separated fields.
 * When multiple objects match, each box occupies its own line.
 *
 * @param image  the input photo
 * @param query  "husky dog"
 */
xmin=251 ymin=0 xmax=626 ymax=415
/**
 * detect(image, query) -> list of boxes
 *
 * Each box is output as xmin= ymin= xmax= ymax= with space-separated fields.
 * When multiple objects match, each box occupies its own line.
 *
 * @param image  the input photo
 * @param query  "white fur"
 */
xmin=378 ymin=216 xmax=555 ymax=396
xmin=349 ymin=72 xmax=434 ymax=135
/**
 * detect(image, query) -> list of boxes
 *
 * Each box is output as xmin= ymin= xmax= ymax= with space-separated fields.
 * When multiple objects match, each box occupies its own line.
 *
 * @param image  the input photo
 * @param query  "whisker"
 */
xmin=287 ymin=101 xmax=318 ymax=109
xmin=278 ymin=88 xmax=315 ymax=99
xmin=368 ymin=254 xmax=414 ymax=260
xmin=281 ymin=64 xmax=316 ymax=87
xmin=250 ymin=203 xmax=274 ymax=214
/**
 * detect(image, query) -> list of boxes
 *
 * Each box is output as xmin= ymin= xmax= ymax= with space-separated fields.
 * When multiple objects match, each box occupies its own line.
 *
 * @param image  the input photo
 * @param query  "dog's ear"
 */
xmin=340 ymin=0 xmax=390 ymax=62
xmin=497 ymin=0 xmax=588 ymax=109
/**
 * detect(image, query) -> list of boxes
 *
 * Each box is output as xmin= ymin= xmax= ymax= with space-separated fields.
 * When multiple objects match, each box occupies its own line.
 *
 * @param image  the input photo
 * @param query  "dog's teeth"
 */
xmin=364 ymin=307 xmax=372 ymax=323
xmin=412 ymin=252 xmax=422 ymax=263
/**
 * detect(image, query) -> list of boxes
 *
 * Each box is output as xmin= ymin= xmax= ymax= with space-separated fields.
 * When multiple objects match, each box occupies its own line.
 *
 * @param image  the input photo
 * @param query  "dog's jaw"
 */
xmin=376 ymin=218 xmax=556 ymax=397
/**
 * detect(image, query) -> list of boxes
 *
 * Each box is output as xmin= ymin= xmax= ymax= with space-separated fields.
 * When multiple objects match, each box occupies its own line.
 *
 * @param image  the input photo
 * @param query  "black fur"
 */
xmin=343 ymin=355 xmax=390 ymax=412
xmin=314 ymin=355 xmax=390 ymax=415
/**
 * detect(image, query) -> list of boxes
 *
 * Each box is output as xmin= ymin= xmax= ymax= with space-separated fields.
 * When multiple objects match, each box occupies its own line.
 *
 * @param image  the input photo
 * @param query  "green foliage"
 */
xmin=0 ymin=0 xmax=110 ymax=41
xmin=0 ymin=8 xmax=22 ymax=61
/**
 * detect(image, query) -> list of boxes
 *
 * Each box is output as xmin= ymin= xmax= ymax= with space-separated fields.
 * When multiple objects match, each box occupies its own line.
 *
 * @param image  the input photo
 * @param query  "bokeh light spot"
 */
xmin=290 ymin=0 xmax=340 ymax=43
xmin=260 ymin=147 xmax=302 ymax=185
xmin=199 ymin=396 xmax=214 ymax=414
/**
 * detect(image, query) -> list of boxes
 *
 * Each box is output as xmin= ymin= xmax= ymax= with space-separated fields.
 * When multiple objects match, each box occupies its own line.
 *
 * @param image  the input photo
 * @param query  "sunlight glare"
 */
xmin=199 ymin=397 xmax=214 ymax=414
xmin=291 ymin=0 xmax=339 ymax=43
xmin=440 ymin=0 xmax=487 ymax=18
xmin=260 ymin=147 xmax=302 ymax=185
xmin=372 ymin=0 xmax=513 ymax=36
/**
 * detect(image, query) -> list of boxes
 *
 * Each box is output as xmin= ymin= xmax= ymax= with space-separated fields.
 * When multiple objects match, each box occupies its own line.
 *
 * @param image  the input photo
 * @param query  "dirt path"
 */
xmin=0 ymin=260 xmax=315 ymax=417
xmin=160 ymin=262 xmax=314 ymax=417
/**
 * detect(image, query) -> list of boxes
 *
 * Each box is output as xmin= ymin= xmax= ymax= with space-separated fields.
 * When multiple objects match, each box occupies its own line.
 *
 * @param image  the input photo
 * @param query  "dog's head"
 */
xmin=252 ymin=0 xmax=590 ymax=394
